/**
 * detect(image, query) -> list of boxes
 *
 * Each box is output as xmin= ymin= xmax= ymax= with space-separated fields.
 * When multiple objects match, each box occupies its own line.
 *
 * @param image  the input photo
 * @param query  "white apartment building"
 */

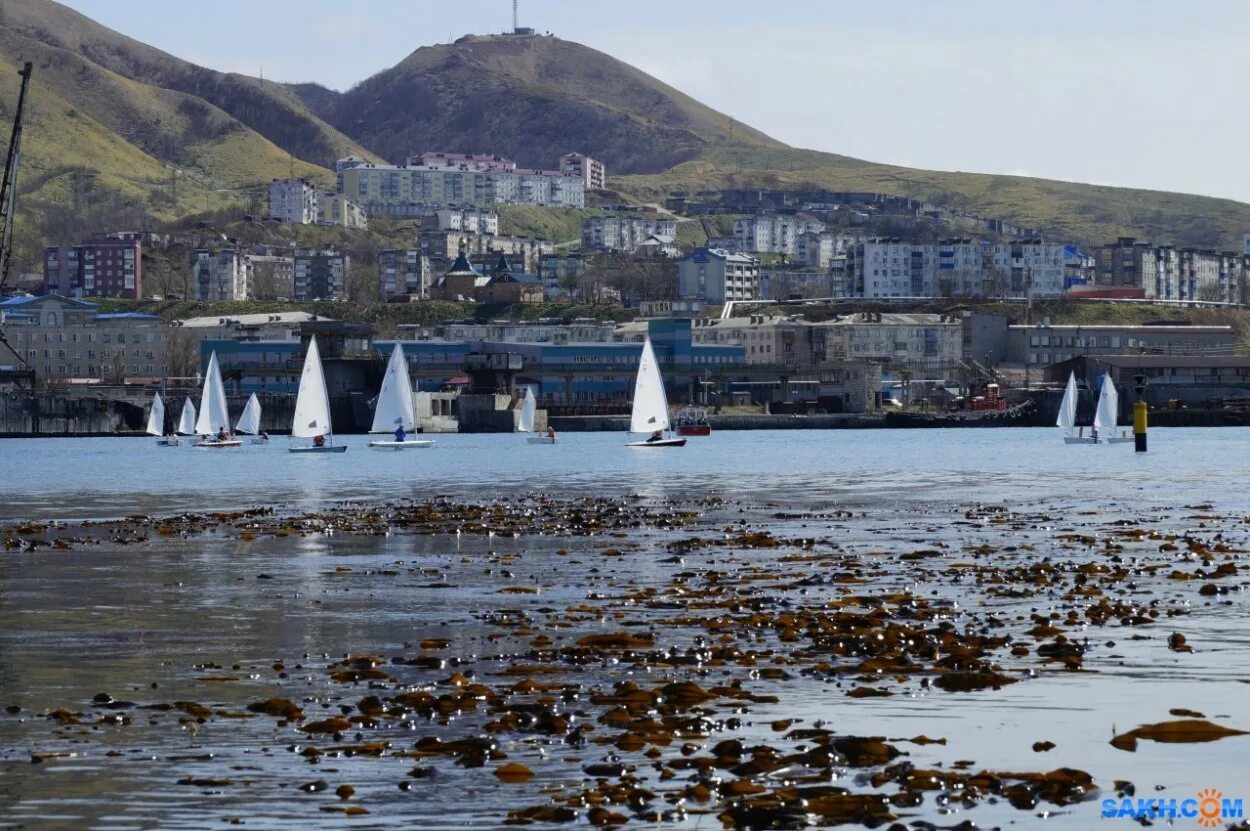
xmin=559 ymin=153 xmax=606 ymax=190
xmin=677 ymin=248 xmax=762 ymax=304
xmin=843 ymin=238 xmax=1067 ymax=299
xmin=434 ymin=209 xmax=499 ymax=235
xmin=582 ymin=215 xmax=679 ymax=251
xmin=379 ymin=249 xmax=430 ymax=300
xmin=733 ymin=214 xmax=826 ymax=256
xmin=268 ymin=179 xmax=319 ymax=224
xmin=317 ymin=192 xmax=368 ymax=229
xmin=193 ymin=248 xmax=252 ymax=301
xmin=796 ymin=232 xmax=836 ymax=269
xmin=338 ymin=153 xmax=586 ymax=215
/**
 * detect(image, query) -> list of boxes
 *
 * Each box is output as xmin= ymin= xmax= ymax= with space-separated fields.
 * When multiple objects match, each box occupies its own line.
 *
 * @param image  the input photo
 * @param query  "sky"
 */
xmin=56 ymin=0 xmax=1250 ymax=203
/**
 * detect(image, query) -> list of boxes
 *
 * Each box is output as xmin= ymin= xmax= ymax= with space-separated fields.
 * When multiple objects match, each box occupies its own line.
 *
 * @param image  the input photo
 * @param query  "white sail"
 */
xmin=630 ymin=337 xmax=671 ymax=434
xmin=177 ymin=398 xmax=197 ymax=435
xmin=518 ymin=386 xmax=537 ymax=433
xmin=291 ymin=335 xmax=333 ymax=439
xmin=1093 ymin=372 xmax=1119 ymax=433
xmin=370 ymin=343 xmax=416 ymax=433
xmin=146 ymin=392 xmax=165 ymax=436
xmin=194 ymin=351 xmax=231 ymax=435
xmin=236 ymin=393 xmax=262 ymax=435
xmin=1056 ymin=372 xmax=1077 ymax=431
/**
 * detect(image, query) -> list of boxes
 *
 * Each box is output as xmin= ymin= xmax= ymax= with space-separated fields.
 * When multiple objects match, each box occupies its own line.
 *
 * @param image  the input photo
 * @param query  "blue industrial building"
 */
xmin=201 ymin=318 xmax=745 ymax=403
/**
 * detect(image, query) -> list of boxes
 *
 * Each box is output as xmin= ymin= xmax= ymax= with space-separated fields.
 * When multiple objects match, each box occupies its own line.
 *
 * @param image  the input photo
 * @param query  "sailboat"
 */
xmin=518 ymin=386 xmax=554 ymax=444
xmin=627 ymin=337 xmax=685 ymax=448
xmin=147 ymin=391 xmax=178 ymax=446
xmin=194 ymin=351 xmax=241 ymax=447
xmin=289 ymin=335 xmax=347 ymax=453
xmin=1058 ymin=372 xmax=1095 ymax=444
xmin=1095 ymin=372 xmax=1134 ymax=444
xmin=176 ymin=398 xmax=197 ymax=438
xmin=368 ymin=343 xmax=432 ymax=449
xmin=235 ymin=393 xmax=267 ymax=444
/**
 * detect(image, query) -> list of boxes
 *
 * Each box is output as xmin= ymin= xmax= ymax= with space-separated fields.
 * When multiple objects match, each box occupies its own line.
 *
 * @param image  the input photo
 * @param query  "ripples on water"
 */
xmin=0 ymin=429 xmax=1248 ymax=829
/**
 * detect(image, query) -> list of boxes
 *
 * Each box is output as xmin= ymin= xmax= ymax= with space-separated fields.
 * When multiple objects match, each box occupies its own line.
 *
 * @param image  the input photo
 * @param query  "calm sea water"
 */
xmin=0 ymin=427 xmax=1246 ymax=520
xmin=0 ymin=429 xmax=1248 ymax=830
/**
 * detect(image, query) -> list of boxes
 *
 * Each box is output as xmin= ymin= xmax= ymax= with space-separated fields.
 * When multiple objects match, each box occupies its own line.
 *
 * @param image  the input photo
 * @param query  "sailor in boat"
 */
xmin=547 ymin=425 xmax=556 ymax=440
xmin=260 ymin=431 xmax=269 ymax=440
xmin=395 ymin=425 xmax=406 ymax=443
xmin=313 ymin=434 xmax=325 ymax=448
xmin=647 ymin=430 xmax=663 ymax=443
xmin=217 ymin=427 xmax=228 ymax=442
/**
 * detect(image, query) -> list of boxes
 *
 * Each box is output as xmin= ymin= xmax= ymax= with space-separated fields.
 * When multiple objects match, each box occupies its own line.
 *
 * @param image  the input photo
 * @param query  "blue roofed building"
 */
xmin=0 ymin=294 xmax=167 ymax=383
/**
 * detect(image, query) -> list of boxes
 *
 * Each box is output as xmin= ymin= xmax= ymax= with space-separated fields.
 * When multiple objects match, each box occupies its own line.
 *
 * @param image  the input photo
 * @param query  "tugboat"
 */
xmin=674 ymin=406 xmax=711 ymax=437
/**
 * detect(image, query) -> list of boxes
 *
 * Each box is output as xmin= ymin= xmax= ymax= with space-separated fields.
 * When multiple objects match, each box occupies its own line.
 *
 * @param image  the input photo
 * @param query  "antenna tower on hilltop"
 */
xmin=513 ymin=0 xmax=519 ymax=32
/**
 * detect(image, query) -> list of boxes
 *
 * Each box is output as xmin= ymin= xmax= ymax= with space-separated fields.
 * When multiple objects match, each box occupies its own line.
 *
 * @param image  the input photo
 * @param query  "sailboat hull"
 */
xmin=156 ymin=438 xmax=180 ymax=447
xmin=1104 ymin=436 xmax=1135 ymax=444
xmin=368 ymin=439 xmax=433 ymax=449
xmin=628 ymin=438 xmax=687 ymax=447
xmin=195 ymin=440 xmax=242 ymax=448
xmin=289 ymin=445 xmax=348 ymax=454
xmin=1063 ymin=436 xmax=1098 ymax=445
xmin=527 ymin=436 xmax=557 ymax=444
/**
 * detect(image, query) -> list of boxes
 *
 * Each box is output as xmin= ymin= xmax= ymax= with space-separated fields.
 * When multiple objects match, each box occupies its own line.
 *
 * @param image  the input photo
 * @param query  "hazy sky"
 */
xmin=58 ymin=0 xmax=1250 ymax=203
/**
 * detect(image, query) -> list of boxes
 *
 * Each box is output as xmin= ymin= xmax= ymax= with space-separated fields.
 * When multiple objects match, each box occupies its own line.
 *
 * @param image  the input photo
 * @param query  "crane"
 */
xmin=0 ymin=61 xmax=34 ymax=380
xmin=0 ymin=61 xmax=33 ymax=293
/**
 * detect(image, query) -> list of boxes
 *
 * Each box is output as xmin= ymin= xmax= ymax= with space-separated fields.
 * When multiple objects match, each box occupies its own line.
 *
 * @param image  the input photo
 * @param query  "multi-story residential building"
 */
xmin=677 ymin=248 xmax=761 ymax=304
xmin=317 ymin=192 xmax=367 ymax=229
xmin=293 ymin=250 xmax=349 ymax=301
xmin=420 ymin=231 xmax=553 ymax=274
xmin=0 ymin=294 xmax=167 ymax=381
xmin=795 ymin=232 xmax=836 ymax=268
xmin=434 ymin=208 xmax=499 ymax=235
xmin=379 ymin=249 xmax=430 ymax=300
xmin=559 ymin=153 xmax=606 ymax=190
xmin=249 ymin=255 xmax=295 ymax=300
xmin=43 ymin=237 xmax=142 ymax=299
xmin=193 ymin=247 xmax=252 ymax=302
xmin=842 ymin=238 xmax=1067 ymax=299
xmin=821 ymin=312 xmax=963 ymax=368
xmin=1093 ymin=237 xmax=1250 ymax=302
xmin=582 ymin=216 xmax=679 ymax=251
xmin=268 ymin=178 xmax=319 ymax=224
xmin=732 ymin=214 xmax=826 ymax=256
xmin=337 ymin=152 xmax=586 ymax=215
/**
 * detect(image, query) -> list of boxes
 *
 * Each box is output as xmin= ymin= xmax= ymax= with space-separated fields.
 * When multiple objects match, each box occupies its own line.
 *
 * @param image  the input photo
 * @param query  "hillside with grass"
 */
xmin=4 ymin=0 xmax=1250 ymax=282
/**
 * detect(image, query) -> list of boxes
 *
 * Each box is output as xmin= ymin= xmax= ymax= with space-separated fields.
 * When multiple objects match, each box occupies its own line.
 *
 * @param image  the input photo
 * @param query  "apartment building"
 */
xmin=582 ymin=216 xmax=679 ymax=251
xmin=1006 ymin=323 xmax=1237 ymax=366
xmin=842 ymin=238 xmax=1066 ymax=299
xmin=434 ymin=209 xmax=499 ymax=235
xmin=250 ymin=255 xmax=294 ymax=300
xmin=732 ymin=214 xmax=826 ymax=256
xmin=336 ymin=152 xmax=586 ymax=215
xmin=420 ymin=231 xmax=552 ymax=274
xmin=379 ymin=249 xmax=430 ymax=300
xmin=0 ymin=294 xmax=167 ymax=381
xmin=43 ymin=237 xmax=142 ymax=299
xmin=268 ymin=178 xmax=319 ymax=224
xmin=193 ymin=247 xmax=252 ymax=301
xmin=293 ymin=250 xmax=349 ymax=301
xmin=1093 ymin=238 xmax=1247 ymax=302
xmin=676 ymin=248 xmax=762 ymax=304
xmin=317 ymin=192 xmax=367 ymax=229
xmin=691 ymin=315 xmax=824 ymax=369
xmin=559 ymin=153 xmax=606 ymax=190
xmin=795 ymin=232 xmax=836 ymax=268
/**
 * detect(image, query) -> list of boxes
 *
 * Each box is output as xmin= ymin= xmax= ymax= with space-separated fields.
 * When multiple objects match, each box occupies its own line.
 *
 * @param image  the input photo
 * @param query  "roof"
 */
xmin=822 ymin=313 xmax=958 ymax=327
xmin=1009 ymin=324 xmax=1233 ymax=332
xmin=93 ymin=312 xmax=160 ymax=321
xmin=680 ymin=247 xmax=758 ymax=265
xmin=1070 ymin=355 xmax=1250 ymax=369
xmin=178 ymin=312 xmax=327 ymax=328
xmin=445 ymin=249 xmax=481 ymax=277
xmin=0 ymin=293 xmax=97 ymax=310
